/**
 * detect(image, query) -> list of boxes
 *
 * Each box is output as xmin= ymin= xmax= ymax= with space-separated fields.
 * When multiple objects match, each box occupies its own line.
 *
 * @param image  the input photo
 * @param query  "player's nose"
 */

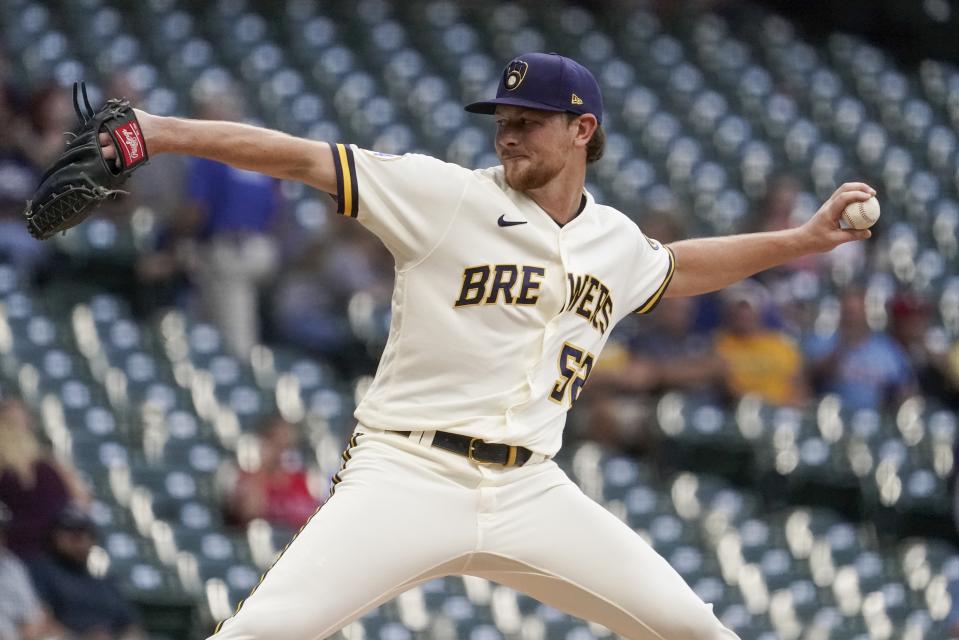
xmin=495 ymin=131 xmax=520 ymax=153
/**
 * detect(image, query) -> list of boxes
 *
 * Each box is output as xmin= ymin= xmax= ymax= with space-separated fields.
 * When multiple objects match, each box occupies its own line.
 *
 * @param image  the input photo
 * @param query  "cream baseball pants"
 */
xmin=211 ymin=427 xmax=740 ymax=640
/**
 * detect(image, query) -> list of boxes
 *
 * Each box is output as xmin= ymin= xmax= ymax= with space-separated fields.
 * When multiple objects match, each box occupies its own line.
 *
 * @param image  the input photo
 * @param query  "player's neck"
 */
xmin=525 ymin=165 xmax=587 ymax=227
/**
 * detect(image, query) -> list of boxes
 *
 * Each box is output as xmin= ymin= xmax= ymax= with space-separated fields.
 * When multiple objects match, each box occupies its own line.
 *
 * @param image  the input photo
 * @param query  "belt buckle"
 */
xmin=467 ymin=438 xmax=494 ymax=465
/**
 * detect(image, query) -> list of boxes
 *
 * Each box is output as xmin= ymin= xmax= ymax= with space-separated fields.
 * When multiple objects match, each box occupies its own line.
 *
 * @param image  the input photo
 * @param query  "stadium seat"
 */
xmin=152 ymin=498 xmax=222 ymax=533
xmin=621 ymin=484 xmax=676 ymax=529
xmin=190 ymin=555 xmax=260 ymax=599
xmin=361 ymin=618 xmax=413 ymax=640
xmin=655 ymin=393 xmax=752 ymax=480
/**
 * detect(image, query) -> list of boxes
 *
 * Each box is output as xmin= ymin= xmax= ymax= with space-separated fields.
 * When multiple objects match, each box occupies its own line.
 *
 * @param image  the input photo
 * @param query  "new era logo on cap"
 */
xmin=464 ymin=52 xmax=604 ymax=124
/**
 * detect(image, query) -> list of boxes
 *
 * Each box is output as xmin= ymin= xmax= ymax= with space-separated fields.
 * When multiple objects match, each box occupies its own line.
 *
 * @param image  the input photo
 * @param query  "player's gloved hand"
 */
xmin=798 ymin=182 xmax=875 ymax=253
xmin=23 ymin=81 xmax=150 ymax=240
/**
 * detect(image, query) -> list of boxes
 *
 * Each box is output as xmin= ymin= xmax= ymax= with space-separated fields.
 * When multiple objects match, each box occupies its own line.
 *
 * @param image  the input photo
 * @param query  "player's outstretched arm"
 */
xmin=99 ymin=109 xmax=337 ymax=194
xmin=664 ymin=182 xmax=875 ymax=298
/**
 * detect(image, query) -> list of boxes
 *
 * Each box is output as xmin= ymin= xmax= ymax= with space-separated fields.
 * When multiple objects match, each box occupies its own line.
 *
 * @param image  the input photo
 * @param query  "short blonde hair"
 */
xmin=0 ymin=410 xmax=42 ymax=487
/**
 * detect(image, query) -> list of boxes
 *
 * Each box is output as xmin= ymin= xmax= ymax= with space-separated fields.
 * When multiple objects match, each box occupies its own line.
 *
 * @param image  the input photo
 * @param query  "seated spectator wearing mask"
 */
xmin=27 ymin=505 xmax=144 ymax=640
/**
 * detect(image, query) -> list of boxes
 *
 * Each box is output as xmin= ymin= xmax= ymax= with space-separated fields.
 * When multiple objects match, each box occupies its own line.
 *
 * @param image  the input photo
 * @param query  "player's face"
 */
xmin=494 ymin=106 xmax=576 ymax=191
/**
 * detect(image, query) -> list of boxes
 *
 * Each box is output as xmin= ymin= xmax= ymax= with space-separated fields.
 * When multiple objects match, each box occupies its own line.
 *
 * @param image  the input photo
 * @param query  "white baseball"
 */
xmin=842 ymin=196 xmax=880 ymax=229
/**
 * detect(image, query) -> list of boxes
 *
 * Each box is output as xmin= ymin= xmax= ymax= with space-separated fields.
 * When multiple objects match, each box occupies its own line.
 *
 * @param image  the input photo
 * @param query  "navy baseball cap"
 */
xmin=465 ymin=52 xmax=604 ymax=124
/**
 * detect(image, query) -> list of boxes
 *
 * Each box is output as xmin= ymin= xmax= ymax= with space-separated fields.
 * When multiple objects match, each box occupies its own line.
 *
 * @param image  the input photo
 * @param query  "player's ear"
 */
xmin=571 ymin=114 xmax=598 ymax=149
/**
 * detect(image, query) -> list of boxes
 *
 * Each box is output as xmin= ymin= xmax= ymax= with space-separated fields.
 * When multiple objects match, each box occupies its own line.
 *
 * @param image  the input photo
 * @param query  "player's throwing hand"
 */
xmin=799 ymin=182 xmax=876 ymax=252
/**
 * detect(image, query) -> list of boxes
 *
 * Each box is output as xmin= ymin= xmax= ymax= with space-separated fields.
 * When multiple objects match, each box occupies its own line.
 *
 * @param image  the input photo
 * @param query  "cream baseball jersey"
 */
xmin=329 ymin=144 xmax=674 ymax=456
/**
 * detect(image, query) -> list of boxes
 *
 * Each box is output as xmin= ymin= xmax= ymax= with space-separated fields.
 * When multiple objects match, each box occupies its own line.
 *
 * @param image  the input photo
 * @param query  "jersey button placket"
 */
xmin=557 ymin=230 xmax=571 ymax=314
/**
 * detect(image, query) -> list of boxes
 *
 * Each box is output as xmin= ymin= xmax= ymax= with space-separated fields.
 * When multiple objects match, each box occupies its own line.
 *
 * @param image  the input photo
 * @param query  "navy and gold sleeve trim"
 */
xmin=329 ymin=143 xmax=358 ymax=218
xmin=633 ymin=245 xmax=676 ymax=315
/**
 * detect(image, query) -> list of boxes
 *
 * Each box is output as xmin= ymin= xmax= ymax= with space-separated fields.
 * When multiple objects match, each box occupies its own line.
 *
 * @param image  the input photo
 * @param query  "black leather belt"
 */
xmin=393 ymin=430 xmax=535 ymax=467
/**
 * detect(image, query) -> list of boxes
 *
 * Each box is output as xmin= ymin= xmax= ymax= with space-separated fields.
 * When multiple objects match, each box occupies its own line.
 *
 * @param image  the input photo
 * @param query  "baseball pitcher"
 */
xmin=39 ymin=52 xmax=874 ymax=639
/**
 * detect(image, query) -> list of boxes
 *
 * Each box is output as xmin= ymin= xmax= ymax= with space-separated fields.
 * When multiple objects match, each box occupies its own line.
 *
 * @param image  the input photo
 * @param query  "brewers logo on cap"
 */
xmin=504 ymin=60 xmax=528 ymax=91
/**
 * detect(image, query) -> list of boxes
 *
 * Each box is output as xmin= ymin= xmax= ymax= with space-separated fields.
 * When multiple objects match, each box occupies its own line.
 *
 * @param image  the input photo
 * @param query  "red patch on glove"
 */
xmin=114 ymin=121 xmax=147 ymax=168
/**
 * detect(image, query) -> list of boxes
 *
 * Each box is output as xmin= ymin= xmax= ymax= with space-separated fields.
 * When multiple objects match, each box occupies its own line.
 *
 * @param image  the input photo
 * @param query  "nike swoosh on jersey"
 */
xmin=497 ymin=215 xmax=527 ymax=227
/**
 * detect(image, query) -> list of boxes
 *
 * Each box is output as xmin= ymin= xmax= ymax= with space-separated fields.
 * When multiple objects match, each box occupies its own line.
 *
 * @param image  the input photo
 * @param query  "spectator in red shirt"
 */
xmin=227 ymin=416 xmax=321 ymax=530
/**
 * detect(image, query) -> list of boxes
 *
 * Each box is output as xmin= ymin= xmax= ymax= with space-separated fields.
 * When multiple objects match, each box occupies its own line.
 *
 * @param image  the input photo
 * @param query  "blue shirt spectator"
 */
xmin=804 ymin=331 xmax=914 ymax=410
xmin=187 ymin=158 xmax=280 ymax=240
xmin=28 ymin=554 xmax=139 ymax=637
xmin=805 ymin=287 xmax=916 ymax=411
xmin=180 ymin=86 xmax=285 ymax=358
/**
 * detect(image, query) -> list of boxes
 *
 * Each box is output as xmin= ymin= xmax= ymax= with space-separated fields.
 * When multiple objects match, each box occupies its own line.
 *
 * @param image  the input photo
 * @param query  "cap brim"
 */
xmin=464 ymin=96 xmax=569 ymax=115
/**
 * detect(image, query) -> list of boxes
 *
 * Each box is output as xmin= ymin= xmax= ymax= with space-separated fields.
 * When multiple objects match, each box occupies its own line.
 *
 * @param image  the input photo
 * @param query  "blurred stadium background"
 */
xmin=1 ymin=0 xmax=959 ymax=638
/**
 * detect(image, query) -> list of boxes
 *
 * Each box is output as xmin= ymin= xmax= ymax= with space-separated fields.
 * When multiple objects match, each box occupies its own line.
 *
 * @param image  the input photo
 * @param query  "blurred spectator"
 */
xmin=630 ymin=296 xmax=726 ymax=396
xmin=21 ymin=84 xmax=75 ymax=170
xmin=272 ymin=217 xmax=393 ymax=374
xmin=0 ymin=83 xmax=47 ymax=279
xmin=0 ymin=398 xmax=90 ymax=559
xmin=573 ymin=344 xmax=658 ymax=453
xmin=183 ymin=81 xmax=282 ymax=358
xmin=27 ymin=504 xmax=144 ymax=640
xmin=805 ymin=286 xmax=917 ymax=410
xmin=757 ymin=176 xmax=817 ymax=275
xmin=576 ymin=296 xmax=724 ymax=452
xmin=227 ymin=416 xmax=321 ymax=530
xmin=888 ymin=292 xmax=959 ymax=409
xmin=0 ymin=501 xmax=62 ymax=640
xmin=713 ymin=280 xmax=809 ymax=407
xmin=17 ymin=83 xmax=79 ymax=168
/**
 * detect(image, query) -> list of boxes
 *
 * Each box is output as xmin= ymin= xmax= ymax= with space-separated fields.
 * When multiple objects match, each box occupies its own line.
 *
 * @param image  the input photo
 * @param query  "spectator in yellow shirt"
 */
xmin=713 ymin=280 xmax=809 ymax=407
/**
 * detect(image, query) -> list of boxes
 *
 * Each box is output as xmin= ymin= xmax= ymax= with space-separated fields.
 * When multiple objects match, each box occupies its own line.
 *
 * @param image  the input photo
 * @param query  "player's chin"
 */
xmin=503 ymin=158 xmax=531 ymax=186
xmin=502 ymin=155 xmax=528 ymax=170
xmin=502 ymin=164 xmax=521 ymax=187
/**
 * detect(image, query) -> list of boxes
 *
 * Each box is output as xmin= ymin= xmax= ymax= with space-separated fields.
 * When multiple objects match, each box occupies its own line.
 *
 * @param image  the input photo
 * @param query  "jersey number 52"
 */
xmin=549 ymin=342 xmax=595 ymax=407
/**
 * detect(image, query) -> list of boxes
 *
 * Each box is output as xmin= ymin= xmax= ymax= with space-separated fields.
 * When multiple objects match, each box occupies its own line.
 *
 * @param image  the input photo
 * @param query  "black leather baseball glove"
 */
xmin=23 ymin=81 xmax=149 ymax=240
